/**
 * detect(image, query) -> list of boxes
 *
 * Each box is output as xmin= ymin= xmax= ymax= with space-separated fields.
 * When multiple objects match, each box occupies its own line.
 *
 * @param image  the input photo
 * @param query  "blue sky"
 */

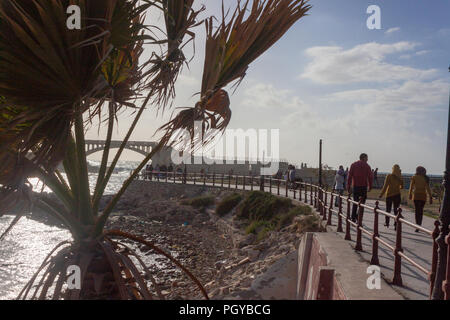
xmin=86 ymin=0 xmax=450 ymax=175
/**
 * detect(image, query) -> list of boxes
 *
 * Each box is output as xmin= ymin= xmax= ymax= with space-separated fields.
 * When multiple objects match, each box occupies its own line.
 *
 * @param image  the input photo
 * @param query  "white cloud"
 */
xmin=327 ymin=80 xmax=449 ymax=114
xmin=385 ymin=27 xmax=400 ymax=35
xmin=241 ymin=83 xmax=297 ymax=110
xmin=415 ymin=50 xmax=430 ymax=56
xmin=237 ymin=80 xmax=448 ymax=173
xmin=300 ymin=42 xmax=438 ymax=84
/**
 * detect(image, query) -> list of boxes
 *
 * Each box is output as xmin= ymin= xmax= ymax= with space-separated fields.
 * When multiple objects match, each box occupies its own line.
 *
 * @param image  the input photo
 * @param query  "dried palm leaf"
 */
xmin=143 ymin=0 xmax=204 ymax=109
xmin=159 ymin=0 xmax=311 ymax=149
xmin=0 ymin=0 xmax=151 ymax=172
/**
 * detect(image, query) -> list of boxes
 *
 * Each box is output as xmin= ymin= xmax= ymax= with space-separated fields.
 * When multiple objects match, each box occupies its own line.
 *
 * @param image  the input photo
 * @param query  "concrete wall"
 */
xmin=297 ymin=232 xmax=403 ymax=300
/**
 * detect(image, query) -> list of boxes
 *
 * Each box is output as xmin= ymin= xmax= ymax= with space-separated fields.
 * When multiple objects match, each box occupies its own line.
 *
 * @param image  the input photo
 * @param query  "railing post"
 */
xmin=314 ymin=187 xmax=318 ymax=209
xmin=203 ymin=173 xmax=206 ymax=186
xmin=430 ymin=221 xmax=441 ymax=298
xmin=221 ymin=174 xmax=224 ymax=188
xmin=444 ymin=234 xmax=450 ymax=300
xmin=269 ymin=177 xmax=272 ymax=194
xmin=173 ymin=172 xmax=176 ymax=184
xmin=243 ymin=175 xmax=246 ymax=190
xmin=235 ymin=175 xmax=238 ymax=190
xmin=310 ymin=184 xmax=313 ymax=206
xmin=285 ymin=180 xmax=288 ymax=197
xmin=165 ymin=171 xmax=168 ymax=183
xmin=371 ymin=201 xmax=380 ymax=266
xmin=193 ymin=173 xmax=196 ymax=185
xmin=228 ymin=174 xmax=231 ymax=189
xmin=277 ymin=180 xmax=280 ymax=196
xmin=213 ymin=173 xmax=216 ymax=187
xmin=323 ymin=189 xmax=328 ymax=221
xmin=251 ymin=175 xmax=254 ymax=191
xmin=294 ymin=186 xmax=297 ymax=200
xmin=345 ymin=196 xmax=352 ymax=241
xmin=355 ymin=200 xmax=364 ymax=251
xmin=327 ymin=191 xmax=333 ymax=226
xmin=337 ymin=196 xmax=343 ymax=233
xmin=330 ymin=190 xmax=334 ymax=210
xmin=299 ymin=183 xmax=302 ymax=202
xmin=392 ymin=209 xmax=404 ymax=286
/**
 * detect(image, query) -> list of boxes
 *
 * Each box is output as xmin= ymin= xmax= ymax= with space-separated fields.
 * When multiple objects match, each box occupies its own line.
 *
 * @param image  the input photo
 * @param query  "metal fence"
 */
xmin=138 ymin=171 xmax=450 ymax=300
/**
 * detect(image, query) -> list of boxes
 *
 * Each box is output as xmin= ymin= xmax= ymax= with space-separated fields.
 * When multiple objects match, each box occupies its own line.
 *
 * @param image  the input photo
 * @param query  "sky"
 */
xmin=86 ymin=0 xmax=450 ymax=175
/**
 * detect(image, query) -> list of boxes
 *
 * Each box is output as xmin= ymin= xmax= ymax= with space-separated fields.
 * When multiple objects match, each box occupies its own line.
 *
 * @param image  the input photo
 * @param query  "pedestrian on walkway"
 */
xmin=373 ymin=168 xmax=379 ymax=188
xmin=289 ymin=165 xmax=296 ymax=189
xmin=347 ymin=153 xmax=373 ymax=222
xmin=334 ymin=166 xmax=345 ymax=206
xmin=409 ymin=166 xmax=433 ymax=232
xmin=148 ymin=164 xmax=153 ymax=180
xmin=343 ymin=167 xmax=349 ymax=190
xmin=379 ymin=164 xmax=403 ymax=229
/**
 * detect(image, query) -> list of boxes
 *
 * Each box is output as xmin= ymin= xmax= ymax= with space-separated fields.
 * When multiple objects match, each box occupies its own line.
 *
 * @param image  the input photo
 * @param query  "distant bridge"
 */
xmin=85 ymin=140 xmax=173 ymax=165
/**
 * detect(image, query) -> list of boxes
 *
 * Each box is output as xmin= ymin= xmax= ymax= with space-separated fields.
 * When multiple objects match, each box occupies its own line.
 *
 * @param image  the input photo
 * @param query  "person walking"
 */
xmin=373 ymin=168 xmax=379 ymax=188
xmin=347 ymin=153 xmax=373 ymax=222
xmin=289 ymin=165 xmax=296 ymax=190
xmin=148 ymin=164 xmax=153 ymax=181
xmin=379 ymin=164 xmax=403 ymax=229
xmin=343 ymin=167 xmax=349 ymax=190
xmin=334 ymin=166 xmax=345 ymax=206
xmin=409 ymin=166 xmax=433 ymax=232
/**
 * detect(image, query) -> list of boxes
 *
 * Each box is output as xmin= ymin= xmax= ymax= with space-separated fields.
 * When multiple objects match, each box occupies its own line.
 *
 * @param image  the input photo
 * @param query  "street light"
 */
xmin=319 ymin=139 xmax=323 ymax=186
xmin=432 ymin=66 xmax=450 ymax=300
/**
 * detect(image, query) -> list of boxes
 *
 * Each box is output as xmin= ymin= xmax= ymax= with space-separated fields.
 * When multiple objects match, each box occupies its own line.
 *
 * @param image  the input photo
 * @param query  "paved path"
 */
xmin=144 ymin=176 xmax=435 ymax=299
xmin=327 ymin=198 xmax=434 ymax=300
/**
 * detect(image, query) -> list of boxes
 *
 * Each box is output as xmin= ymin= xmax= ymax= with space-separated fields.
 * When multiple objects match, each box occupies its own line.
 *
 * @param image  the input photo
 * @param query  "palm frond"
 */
xmin=159 ymin=0 xmax=311 ymax=149
xmin=143 ymin=0 xmax=204 ymax=109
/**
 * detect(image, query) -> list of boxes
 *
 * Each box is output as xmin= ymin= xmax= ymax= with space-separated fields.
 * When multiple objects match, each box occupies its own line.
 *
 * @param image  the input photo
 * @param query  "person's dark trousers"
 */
xmin=414 ymin=200 xmax=426 ymax=226
xmin=351 ymin=186 xmax=367 ymax=221
xmin=385 ymin=194 xmax=401 ymax=227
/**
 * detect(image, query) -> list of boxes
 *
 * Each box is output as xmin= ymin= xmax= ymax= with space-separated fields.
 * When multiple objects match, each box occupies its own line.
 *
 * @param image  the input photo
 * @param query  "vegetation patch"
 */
xmin=236 ymin=191 xmax=317 ymax=241
xmin=215 ymin=193 xmax=243 ymax=216
xmin=236 ymin=191 xmax=292 ymax=221
xmin=181 ymin=195 xmax=215 ymax=209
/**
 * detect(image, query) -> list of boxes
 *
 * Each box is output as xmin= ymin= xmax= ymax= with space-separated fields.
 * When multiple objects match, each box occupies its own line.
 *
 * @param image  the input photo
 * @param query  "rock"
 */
xmin=215 ymin=261 xmax=224 ymax=270
xmin=236 ymin=234 xmax=256 ymax=248
xmin=220 ymin=287 xmax=230 ymax=296
xmin=242 ymin=247 xmax=260 ymax=262
xmin=209 ymin=288 xmax=220 ymax=297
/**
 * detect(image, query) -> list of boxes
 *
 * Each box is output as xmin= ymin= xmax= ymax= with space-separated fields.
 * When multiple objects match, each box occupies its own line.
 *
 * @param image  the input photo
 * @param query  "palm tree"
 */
xmin=0 ymin=0 xmax=311 ymax=300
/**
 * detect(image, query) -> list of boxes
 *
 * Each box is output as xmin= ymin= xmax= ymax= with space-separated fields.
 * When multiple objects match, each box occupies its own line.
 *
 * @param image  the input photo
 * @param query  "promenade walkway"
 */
xmin=142 ymin=173 xmax=436 ymax=300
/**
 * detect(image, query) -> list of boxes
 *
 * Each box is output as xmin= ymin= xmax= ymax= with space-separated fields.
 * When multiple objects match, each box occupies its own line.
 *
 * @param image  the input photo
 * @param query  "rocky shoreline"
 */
xmin=103 ymin=181 xmax=318 ymax=300
xmin=4 ymin=180 xmax=322 ymax=300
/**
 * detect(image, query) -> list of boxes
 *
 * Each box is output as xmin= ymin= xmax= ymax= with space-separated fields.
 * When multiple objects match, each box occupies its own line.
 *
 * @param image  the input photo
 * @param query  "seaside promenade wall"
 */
xmin=125 ymin=180 xmax=403 ymax=300
xmin=296 ymin=232 xmax=403 ymax=300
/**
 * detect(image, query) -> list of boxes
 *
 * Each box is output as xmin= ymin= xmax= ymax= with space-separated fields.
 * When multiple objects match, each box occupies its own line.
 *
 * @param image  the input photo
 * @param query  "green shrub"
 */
xmin=181 ymin=195 xmax=215 ymax=208
xmin=295 ymin=215 xmax=326 ymax=233
xmin=273 ymin=205 xmax=313 ymax=230
xmin=257 ymin=227 xmax=271 ymax=242
xmin=236 ymin=191 xmax=322 ymax=242
xmin=215 ymin=193 xmax=243 ymax=216
xmin=236 ymin=191 xmax=292 ymax=221
xmin=245 ymin=220 xmax=272 ymax=235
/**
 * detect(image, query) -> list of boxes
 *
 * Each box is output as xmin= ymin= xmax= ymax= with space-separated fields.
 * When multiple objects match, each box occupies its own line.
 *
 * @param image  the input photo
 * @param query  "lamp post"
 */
xmin=319 ymin=139 xmax=323 ymax=186
xmin=432 ymin=66 xmax=450 ymax=300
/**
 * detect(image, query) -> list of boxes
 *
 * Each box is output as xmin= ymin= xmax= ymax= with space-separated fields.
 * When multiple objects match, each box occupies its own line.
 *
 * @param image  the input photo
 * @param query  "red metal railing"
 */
xmin=138 ymin=171 xmax=449 ymax=299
